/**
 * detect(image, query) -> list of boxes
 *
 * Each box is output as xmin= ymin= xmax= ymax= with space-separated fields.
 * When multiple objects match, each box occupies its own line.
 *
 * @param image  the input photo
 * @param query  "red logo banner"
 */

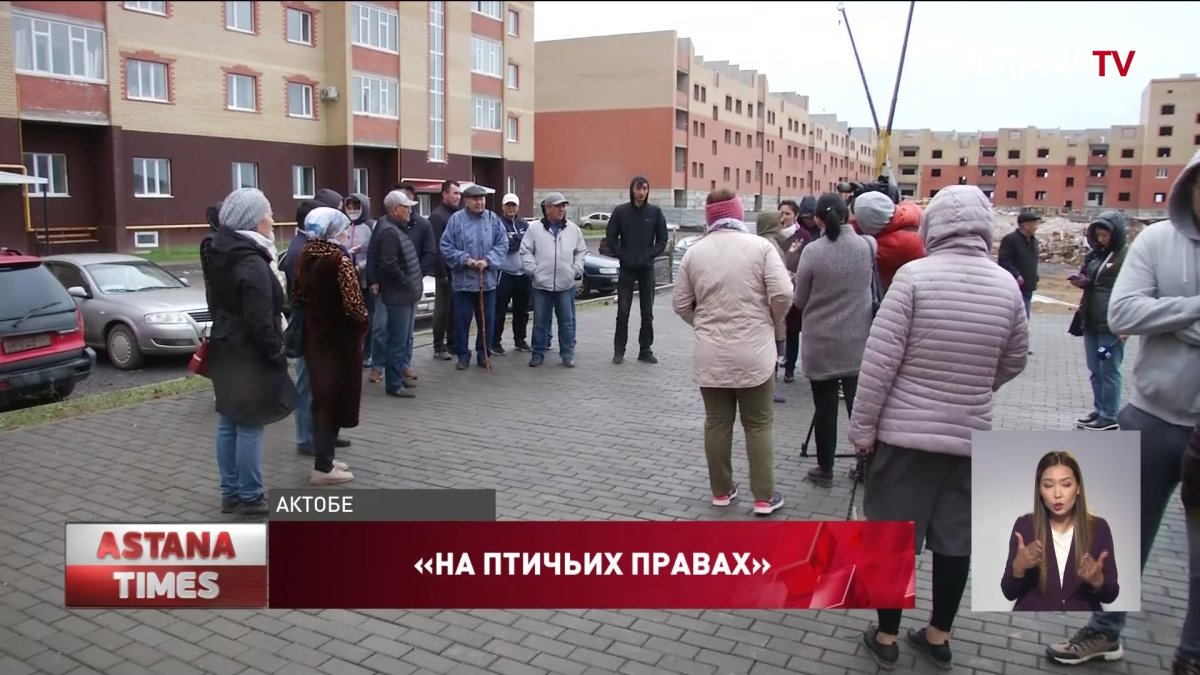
xmin=268 ymin=521 xmax=915 ymax=609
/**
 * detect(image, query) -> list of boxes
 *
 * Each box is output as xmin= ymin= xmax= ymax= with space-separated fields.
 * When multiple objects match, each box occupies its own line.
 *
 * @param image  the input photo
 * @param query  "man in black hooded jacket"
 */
xmin=605 ymin=175 xmax=669 ymax=364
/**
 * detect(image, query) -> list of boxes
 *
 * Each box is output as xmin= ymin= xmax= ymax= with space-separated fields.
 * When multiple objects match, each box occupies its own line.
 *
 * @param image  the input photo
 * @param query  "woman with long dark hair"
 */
xmin=792 ymin=193 xmax=874 ymax=487
xmin=1001 ymin=451 xmax=1119 ymax=612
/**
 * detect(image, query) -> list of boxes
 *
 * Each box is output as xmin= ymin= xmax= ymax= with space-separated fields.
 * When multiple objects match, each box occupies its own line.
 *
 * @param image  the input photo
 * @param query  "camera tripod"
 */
xmin=797 ymin=384 xmax=864 ymax=484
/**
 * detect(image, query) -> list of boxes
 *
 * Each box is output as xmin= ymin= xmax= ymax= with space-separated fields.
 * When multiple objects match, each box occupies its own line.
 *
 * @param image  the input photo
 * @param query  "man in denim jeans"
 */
xmin=1047 ymin=150 xmax=1200 ymax=666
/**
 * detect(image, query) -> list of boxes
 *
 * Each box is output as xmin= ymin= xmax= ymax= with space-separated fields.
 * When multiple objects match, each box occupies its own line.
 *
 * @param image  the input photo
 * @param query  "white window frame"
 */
xmin=12 ymin=14 xmax=107 ymax=83
xmin=352 ymin=74 xmax=398 ymax=119
xmin=1156 ymin=168 xmax=1169 ymax=179
xmin=287 ymin=82 xmax=314 ymax=118
xmin=22 ymin=152 xmax=69 ymax=197
xmin=226 ymin=73 xmax=257 ymax=112
xmin=471 ymin=36 xmax=502 ymax=78
xmin=1154 ymin=192 xmax=1167 ymax=203
xmin=286 ymin=8 xmax=312 ymax=45
xmin=472 ymin=96 xmax=501 ymax=132
xmin=353 ymin=168 xmax=368 ymax=195
xmin=123 ymin=1 xmax=166 ymax=16
xmin=293 ymin=166 xmax=316 ymax=199
xmin=350 ymin=3 xmax=398 ymax=54
xmin=231 ymin=162 xmax=258 ymax=189
xmin=134 ymin=231 xmax=160 ymax=249
xmin=225 ymin=1 xmax=254 ymax=33
xmin=506 ymin=176 xmax=516 ymax=195
xmin=471 ymin=1 xmax=501 ymax=20
xmin=506 ymin=116 xmax=519 ymax=143
xmin=133 ymin=158 xmax=172 ymax=198
xmin=428 ymin=1 xmax=446 ymax=162
xmin=506 ymin=8 xmax=519 ymax=36
xmin=125 ymin=59 xmax=168 ymax=102
xmin=506 ymin=63 xmax=519 ymax=90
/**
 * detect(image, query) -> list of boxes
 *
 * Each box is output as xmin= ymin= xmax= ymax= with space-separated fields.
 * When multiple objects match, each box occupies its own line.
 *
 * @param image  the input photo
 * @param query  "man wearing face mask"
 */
xmin=344 ymin=194 xmax=375 ymax=364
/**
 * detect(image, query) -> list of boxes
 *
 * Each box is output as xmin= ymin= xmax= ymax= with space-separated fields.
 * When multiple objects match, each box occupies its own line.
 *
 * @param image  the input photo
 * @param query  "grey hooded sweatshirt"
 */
xmin=1107 ymin=148 xmax=1200 ymax=427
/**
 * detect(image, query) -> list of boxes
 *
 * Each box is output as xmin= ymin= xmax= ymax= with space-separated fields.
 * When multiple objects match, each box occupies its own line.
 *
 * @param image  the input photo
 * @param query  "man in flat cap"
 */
xmin=520 ymin=192 xmax=587 ymax=368
xmin=998 ymin=210 xmax=1042 ymax=321
xmin=439 ymin=184 xmax=509 ymax=369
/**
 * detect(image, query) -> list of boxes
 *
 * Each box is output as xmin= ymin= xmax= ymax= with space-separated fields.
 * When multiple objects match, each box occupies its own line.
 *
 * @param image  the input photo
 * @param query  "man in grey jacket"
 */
xmin=520 ymin=192 xmax=587 ymax=368
xmin=1047 ymin=149 xmax=1200 ymax=667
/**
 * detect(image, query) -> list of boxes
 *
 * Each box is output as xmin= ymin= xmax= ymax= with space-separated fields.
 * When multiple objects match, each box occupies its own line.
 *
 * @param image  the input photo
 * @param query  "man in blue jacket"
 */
xmin=439 ymin=184 xmax=509 ymax=370
xmin=492 ymin=193 xmax=532 ymax=354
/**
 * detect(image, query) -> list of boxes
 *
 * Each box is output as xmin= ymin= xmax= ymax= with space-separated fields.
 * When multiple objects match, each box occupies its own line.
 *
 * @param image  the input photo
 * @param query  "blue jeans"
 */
xmin=1021 ymin=291 xmax=1032 ymax=319
xmin=532 ymin=289 xmax=576 ymax=360
xmin=453 ymin=289 xmax=496 ymax=363
xmin=215 ymin=414 xmax=264 ymax=502
xmin=402 ymin=308 xmax=416 ymax=372
xmin=381 ymin=302 xmax=415 ymax=394
xmin=292 ymin=356 xmax=312 ymax=447
xmin=371 ymin=295 xmax=417 ymax=372
xmin=1083 ymin=331 xmax=1124 ymax=421
xmin=1087 ymin=404 xmax=1191 ymax=639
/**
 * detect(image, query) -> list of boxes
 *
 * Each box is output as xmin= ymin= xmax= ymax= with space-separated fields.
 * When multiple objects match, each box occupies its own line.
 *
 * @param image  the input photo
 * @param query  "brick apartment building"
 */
xmin=533 ymin=30 xmax=876 ymax=218
xmin=0 ymin=0 xmax=534 ymax=254
xmin=887 ymin=74 xmax=1200 ymax=220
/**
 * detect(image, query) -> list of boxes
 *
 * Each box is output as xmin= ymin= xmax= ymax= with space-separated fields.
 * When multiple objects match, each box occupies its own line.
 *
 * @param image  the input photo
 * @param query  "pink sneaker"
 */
xmin=712 ymin=484 xmax=738 ymax=506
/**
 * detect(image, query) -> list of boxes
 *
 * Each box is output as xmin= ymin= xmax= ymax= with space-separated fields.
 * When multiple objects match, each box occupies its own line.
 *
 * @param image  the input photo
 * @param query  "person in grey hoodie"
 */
xmin=344 ymin=193 xmax=375 ymax=363
xmin=520 ymin=192 xmax=587 ymax=368
xmin=1046 ymin=148 xmax=1200 ymax=668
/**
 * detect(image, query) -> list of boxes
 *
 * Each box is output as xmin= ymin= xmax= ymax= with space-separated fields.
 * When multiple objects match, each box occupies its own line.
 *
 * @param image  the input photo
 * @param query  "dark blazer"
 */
xmin=997 ymin=229 xmax=1040 ymax=293
xmin=1000 ymin=513 xmax=1119 ymax=611
xmin=294 ymin=240 xmax=369 ymax=430
xmin=202 ymin=228 xmax=297 ymax=427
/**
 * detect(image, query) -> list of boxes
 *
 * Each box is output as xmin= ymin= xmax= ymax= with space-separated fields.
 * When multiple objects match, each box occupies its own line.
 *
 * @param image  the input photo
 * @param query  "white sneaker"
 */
xmin=333 ymin=460 xmax=349 ymax=471
xmin=310 ymin=468 xmax=355 ymax=486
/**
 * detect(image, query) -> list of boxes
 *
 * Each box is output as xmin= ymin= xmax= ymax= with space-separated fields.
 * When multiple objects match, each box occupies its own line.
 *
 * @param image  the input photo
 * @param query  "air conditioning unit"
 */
xmin=319 ymin=86 xmax=339 ymax=101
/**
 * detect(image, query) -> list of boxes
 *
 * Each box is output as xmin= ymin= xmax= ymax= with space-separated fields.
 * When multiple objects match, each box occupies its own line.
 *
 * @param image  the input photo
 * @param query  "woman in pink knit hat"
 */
xmin=672 ymin=188 xmax=792 ymax=516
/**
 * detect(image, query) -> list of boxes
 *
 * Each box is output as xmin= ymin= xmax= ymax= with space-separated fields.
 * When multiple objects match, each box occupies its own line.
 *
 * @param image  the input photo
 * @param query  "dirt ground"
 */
xmin=1034 ymin=263 xmax=1082 ymax=316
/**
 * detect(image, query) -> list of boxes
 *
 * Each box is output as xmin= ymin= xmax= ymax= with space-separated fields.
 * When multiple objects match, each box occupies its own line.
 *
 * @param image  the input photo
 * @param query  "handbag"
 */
xmin=1067 ymin=308 xmax=1084 ymax=337
xmin=189 ymin=336 xmax=210 ymax=378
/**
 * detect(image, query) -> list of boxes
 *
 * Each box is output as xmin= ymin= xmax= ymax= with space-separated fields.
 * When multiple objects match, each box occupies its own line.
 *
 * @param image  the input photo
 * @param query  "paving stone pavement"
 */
xmin=0 ymin=293 xmax=1185 ymax=675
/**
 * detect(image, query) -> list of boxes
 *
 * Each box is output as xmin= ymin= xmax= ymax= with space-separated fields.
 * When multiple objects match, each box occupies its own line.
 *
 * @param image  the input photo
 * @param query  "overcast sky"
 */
xmin=534 ymin=1 xmax=1199 ymax=133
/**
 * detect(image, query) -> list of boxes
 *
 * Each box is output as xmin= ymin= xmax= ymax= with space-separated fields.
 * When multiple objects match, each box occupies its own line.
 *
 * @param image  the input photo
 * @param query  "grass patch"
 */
xmin=582 ymin=230 xmax=607 ymax=239
xmin=136 ymin=246 xmax=203 ymax=264
xmin=0 ymin=376 xmax=212 ymax=431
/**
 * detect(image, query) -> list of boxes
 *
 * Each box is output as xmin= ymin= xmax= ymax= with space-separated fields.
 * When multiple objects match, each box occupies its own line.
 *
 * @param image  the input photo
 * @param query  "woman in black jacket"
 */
xmin=1069 ymin=211 xmax=1129 ymax=431
xmin=200 ymin=188 xmax=297 ymax=516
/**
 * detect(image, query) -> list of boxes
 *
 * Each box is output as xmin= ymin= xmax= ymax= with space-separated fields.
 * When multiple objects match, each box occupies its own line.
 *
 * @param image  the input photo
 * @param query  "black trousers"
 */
xmin=432 ymin=276 xmax=455 ymax=351
xmin=494 ymin=272 xmax=531 ymax=346
xmin=878 ymin=552 xmax=970 ymax=635
xmin=313 ymin=421 xmax=341 ymax=473
xmin=614 ymin=265 xmax=657 ymax=354
xmin=809 ymin=376 xmax=858 ymax=471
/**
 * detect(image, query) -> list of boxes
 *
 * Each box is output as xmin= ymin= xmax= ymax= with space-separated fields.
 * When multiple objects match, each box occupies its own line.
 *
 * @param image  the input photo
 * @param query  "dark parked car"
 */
xmin=0 ymin=248 xmax=95 ymax=406
xmin=577 ymin=253 xmax=620 ymax=298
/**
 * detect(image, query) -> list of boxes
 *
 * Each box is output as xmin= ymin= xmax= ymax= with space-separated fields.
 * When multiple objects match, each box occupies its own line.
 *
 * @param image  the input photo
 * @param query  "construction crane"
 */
xmin=837 ymin=1 xmax=916 ymax=184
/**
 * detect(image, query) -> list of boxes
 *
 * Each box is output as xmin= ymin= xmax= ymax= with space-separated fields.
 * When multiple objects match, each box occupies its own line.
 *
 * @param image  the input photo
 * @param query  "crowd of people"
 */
xmin=194 ymin=150 xmax=1200 ymax=673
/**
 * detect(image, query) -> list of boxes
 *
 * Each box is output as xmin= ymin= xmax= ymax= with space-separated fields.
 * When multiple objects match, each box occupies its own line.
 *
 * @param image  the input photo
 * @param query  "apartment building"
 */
xmin=533 ymin=31 xmax=875 ymax=216
xmin=0 ymin=0 xmax=534 ymax=253
xmin=887 ymin=74 xmax=1200 ymax=219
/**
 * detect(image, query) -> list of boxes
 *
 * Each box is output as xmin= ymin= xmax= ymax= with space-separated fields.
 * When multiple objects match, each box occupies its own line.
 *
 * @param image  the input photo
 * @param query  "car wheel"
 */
xmin=106 ymin=324 xmax=144 ymax=370
xmin=54 ymin=381 xmax=76 ymax=399
xmin=575 ymin=280 xmax=589 ymax=299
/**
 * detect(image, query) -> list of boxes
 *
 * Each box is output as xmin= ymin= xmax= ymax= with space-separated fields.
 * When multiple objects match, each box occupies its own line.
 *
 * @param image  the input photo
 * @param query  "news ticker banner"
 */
xmin=64 ymin=489 xmax=916 ymax=610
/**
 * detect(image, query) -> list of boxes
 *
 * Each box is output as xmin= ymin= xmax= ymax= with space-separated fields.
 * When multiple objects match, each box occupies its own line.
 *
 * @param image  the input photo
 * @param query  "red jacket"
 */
xmin=874 ymin=201 xmax=925 ymax=287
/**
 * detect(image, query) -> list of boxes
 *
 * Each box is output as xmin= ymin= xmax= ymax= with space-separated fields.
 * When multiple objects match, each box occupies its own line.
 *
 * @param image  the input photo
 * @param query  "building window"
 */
xmin=506 ymin=8 xmax=519 ymax=36
xmin=1161 ymin=104 xmax=1175 ymax=115
xmin=293 ymin=166 xmax=315 ymax=199
xmin=471 ymin=36 xmax=502 ymax=77
xmin=1035 ymin=191 xmax=1046 ymax=200
xmin=225 ymin=1 xmax=253 ymax=33
xmin=351 ymin=3 xmax=398 ymax=53
xmin=286 ymin=8 xmax=312 ymax=45
xmin=472 ymin=96 xmax=501 ymax=131
xmin=506 ymin=116 xmax=518 ymax=143
xmin=226 ymin=73 xmax=257 ymax=111
xmin=1007 ymin=150 xmax=1020 ymax=159
xmin=1036 ymin=168 xmax=1048 ymax=178
xmin=1160 ymin=126 xmax=1173 ymax=137
xmin=133 ymin=158 xmax=171 ymax=197
xmin=231 ymin=162 xmax=257 ymax=189
xmin=1119 ymin=168 xmax=1132 ymax=179
xmin=931 ymin=168 xmax=941 ymax=177
xmin=1118 ymin=192 xmax=1131 ymax=202
xmin=1158 ymin=147 xmax=1172 ymax=158
xmin=931 ymin=149 xmax=942 ymax=159
xmin=471 ymin=1 xmax=501 ymax=20
xmin=353 ymin=168 xmax=368 ymax=195
xmin=287 ymin=82 xmax=313 ymax=118
xmin=1005 ymin=190 xmax=1018 ymax=199
xmin=1037 ymin=148 xmax=1049 ymax=158
xmin=506 ymin=63 xmax=519 ymax=90
xmin=13 ymin=15 xmax=107 ymax=82
xmin=428 ymin=1 xmax=445 ymax=162
xmin=506 ymin=176 xmax=516 ymax=195
xmin=1154 ymin=192 xmax=1167 ymax=203
xmin=124 ymin=1 xmax=166 ymax=15
xmin=22 ymin=152 xmax=68 ymax=197
xmin=126 ymin=59 xmax=168 ymax=102
xmin=352 ymin=74 xmax=398 ymax=118
xmin=1157 ymin=168 xmax=1169 ymax=179
xmin=1066 ymin=177 xmax=1075 ymax=187
xmin=1121 ymin=148 xmax=1134 ymax=158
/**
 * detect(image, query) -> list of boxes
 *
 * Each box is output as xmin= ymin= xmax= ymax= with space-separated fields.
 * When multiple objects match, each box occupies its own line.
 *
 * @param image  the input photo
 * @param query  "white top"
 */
xmin=1051 ymin=525 xmax=1074 ymax=586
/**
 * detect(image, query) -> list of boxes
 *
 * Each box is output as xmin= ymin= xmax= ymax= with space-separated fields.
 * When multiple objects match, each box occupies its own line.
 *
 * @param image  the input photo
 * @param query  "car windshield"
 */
xmin=86 ymin=261 xmax=184 ymax=293
xmin=0 ymin=265 xmax=72 ymax=321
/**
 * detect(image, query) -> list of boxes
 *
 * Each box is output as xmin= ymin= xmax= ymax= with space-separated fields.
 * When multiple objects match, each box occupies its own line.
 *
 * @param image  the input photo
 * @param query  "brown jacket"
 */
xmin=756 ymin=212 xmax=790 ymax=341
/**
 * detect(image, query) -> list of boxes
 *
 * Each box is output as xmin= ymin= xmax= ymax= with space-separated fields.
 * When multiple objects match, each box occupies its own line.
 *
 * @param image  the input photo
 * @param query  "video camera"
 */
xmin=837 ymin=178 xmax=901 ymax=205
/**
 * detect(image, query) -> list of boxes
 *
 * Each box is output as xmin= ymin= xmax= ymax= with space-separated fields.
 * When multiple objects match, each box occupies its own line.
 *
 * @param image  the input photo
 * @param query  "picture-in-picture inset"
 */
xmin=970 ymin=430 xmax=1141 ymax=613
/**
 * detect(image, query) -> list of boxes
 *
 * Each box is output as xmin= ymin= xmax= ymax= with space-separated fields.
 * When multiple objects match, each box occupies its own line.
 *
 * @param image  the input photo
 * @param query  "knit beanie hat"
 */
xmin=219 ymin=188 xmax=272 ymax=231
xmin=705 ymin=196 xmax=744 ymax=227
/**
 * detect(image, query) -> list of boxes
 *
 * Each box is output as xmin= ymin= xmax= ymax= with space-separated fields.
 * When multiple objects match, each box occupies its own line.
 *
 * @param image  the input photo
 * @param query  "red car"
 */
xmin=0 ymin=248 xmax=95 ymax=406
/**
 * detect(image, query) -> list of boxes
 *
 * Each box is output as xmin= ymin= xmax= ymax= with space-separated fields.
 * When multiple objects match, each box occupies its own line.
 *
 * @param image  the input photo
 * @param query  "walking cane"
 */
xmin=478 ymin=267 xmax=491 ymax=374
